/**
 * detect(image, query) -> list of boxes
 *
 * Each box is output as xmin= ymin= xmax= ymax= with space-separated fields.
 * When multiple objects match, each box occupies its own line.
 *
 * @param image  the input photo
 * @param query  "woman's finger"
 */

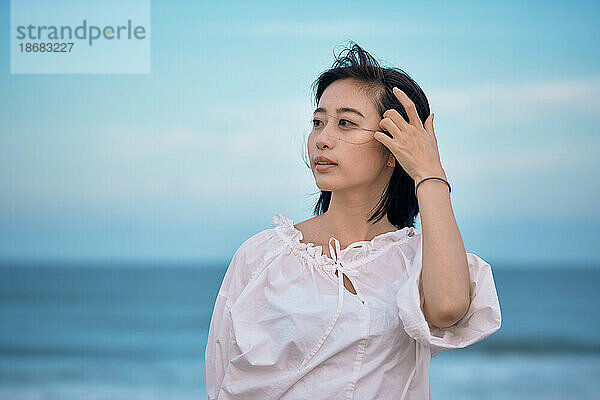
xmin=393 ymin=87 xmax=423 ymax=128
xmin=382 ymin=108 xmax=410 ymax=131
xmin=424 ymin=114 xmax=435 ymax=140
xmin=373 ymin=131 xmax=395 ymax=149
xmin=378 ymin=117 xmax=402 ymax=139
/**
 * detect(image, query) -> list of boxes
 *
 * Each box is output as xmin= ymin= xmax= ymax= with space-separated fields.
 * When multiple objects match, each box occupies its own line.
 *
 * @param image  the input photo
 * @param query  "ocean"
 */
xmin=0 ymin=262 xmax=598 ymax=399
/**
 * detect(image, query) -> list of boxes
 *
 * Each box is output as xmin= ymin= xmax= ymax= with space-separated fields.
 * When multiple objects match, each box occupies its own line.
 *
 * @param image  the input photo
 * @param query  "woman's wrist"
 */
xmin=413 ymin=168 xmax=447 ymax=185
xmin=414 ymin=169 xmax=450 ymax=197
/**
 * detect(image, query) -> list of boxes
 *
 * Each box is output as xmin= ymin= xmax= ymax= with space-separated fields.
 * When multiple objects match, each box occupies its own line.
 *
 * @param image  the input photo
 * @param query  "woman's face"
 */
xmin=308 ymin=78 xmax=395 ymax=192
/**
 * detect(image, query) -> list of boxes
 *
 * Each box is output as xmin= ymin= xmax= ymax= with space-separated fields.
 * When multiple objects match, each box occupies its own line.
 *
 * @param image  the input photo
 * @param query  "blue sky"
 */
xmin=1 ymin=0 xmax=598 ymax=267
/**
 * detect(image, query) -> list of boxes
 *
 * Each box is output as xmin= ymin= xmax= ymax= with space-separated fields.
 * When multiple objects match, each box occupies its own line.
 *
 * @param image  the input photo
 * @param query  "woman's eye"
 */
xmin=311 ymin=118 xmax=355 ymax=128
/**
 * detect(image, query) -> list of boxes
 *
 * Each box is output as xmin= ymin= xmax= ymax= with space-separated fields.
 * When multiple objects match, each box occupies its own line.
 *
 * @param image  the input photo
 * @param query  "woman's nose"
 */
xmin=315 ymin=123 xmax=338 ymax=148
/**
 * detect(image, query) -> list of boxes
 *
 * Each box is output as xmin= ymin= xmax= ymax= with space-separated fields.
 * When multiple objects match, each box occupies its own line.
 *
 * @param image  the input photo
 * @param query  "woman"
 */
xmin=205 ymin=41 xmax=501 ymax=400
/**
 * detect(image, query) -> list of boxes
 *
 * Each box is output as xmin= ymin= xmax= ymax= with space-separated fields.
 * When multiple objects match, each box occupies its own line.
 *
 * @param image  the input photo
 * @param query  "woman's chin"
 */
xmin=314 ymin=180 xmax=338 ymax=191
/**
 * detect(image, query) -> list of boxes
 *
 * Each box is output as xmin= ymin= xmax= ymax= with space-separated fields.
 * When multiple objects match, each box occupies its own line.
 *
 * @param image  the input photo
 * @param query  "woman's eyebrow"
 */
xmin=313 ymin=107 xmax=365 ymax=119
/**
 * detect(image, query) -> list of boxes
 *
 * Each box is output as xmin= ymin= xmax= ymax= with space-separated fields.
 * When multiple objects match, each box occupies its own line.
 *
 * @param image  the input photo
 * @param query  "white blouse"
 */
xmin=205 ymin=213 xmax=502 ymax=400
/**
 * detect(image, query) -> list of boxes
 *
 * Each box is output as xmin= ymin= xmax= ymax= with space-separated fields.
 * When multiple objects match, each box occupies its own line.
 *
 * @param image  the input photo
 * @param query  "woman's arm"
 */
xmin=376 ymin=87 xmax=471 ymax=329
xmin=414 ymin=169 xmax=471 ymax=329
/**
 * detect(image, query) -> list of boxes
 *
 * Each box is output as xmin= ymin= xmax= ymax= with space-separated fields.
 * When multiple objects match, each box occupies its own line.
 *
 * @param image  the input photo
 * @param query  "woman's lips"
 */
xmin=315 ymin=163 xmax=337 ymax=172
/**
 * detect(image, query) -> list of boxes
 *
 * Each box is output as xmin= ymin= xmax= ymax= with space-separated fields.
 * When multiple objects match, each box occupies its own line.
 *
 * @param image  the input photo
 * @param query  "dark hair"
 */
xmin=302 ymin=40 xmax=431 ymax=229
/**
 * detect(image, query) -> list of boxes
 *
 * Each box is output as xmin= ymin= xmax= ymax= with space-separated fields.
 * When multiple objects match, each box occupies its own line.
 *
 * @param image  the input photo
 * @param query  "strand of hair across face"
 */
xmin=308 ymin=112 xmax=381 ymax=133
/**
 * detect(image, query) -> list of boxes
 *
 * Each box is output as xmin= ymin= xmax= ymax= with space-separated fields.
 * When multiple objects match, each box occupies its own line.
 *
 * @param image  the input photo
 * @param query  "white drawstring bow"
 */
xmin=300 ymin=236 xmax=366 ymax=368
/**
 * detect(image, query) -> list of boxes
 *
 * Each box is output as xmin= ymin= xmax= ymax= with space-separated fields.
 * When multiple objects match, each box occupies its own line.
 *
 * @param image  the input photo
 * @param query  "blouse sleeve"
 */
xmin=204 ymin=239 xmax=256 ymax=399
xmin=204 ymin=229 xmax=279 ymax=399
xmin=205 ymin=291 xmax=234 ymax=400
xmin=395 ymin=236 xmax=502 ymax=358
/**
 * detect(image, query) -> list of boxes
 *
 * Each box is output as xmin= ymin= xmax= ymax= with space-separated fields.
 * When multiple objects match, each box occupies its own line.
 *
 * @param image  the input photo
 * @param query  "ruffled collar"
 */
xmin=271 ymin=212 xmax=419 ymax=268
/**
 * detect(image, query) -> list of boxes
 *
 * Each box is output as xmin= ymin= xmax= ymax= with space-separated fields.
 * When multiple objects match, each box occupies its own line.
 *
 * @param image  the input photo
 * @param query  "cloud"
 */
xmin=431 ymin=76 xmax=600 ymax=127
xmin=429 ymin=76 xmax=600 ymax=182
xmin=445 ymin=137 xmax=600 ymax=178
xmin=8 ymin=77 xmax=599 ymax=221
xmin=77 ymin=97 xmax=314 ymax=205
